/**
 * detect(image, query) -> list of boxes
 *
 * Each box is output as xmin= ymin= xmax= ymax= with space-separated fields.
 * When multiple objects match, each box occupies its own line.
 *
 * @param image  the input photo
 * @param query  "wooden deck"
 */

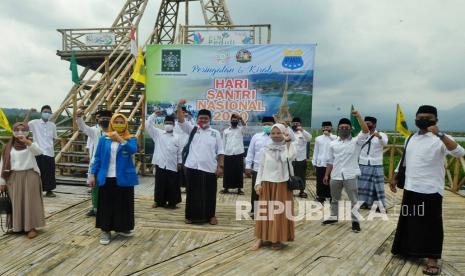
xmin=0 ymin=177 xmax=464 ymax=275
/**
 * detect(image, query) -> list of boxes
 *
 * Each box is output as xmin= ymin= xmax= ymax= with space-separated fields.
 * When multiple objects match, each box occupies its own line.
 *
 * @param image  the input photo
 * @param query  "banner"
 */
xmin=85 ymin=33 xmax=116 ymax=46
xmin=192 ymin=30 xmax=254 ymax=45
xmin=146 ymin=44 xmax=316 ymax=141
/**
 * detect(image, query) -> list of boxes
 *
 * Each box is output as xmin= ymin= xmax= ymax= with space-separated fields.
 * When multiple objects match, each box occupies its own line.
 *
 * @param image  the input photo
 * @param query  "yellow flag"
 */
xmin=132 ymin=48 xmax=146 ymax=85
xmin=0 ymin=108 xmax=12 ymax=133
xmin=396 ymin=104 xmax=411 ymax=138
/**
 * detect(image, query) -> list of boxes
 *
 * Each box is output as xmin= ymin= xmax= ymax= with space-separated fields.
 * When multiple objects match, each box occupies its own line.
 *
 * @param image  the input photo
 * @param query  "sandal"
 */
xmin=299 ymin=192 xmax=308 ymax=198
xmin=271 ymin=242 xmax=287 ymax=250
xmin=423 ymin=265 xmax=440 ymax=275
xmin=27 ymin=229 xmax=38 ymax=239
xmin=237 ymin=190 xmax=245 ymax=195
xmin=219 ymin=189 xmax=229 ymax=194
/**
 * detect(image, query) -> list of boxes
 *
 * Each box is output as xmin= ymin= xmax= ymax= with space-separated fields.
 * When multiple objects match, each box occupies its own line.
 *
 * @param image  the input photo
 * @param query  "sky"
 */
xmin=0 ymin=0 xmax=464 ymax=130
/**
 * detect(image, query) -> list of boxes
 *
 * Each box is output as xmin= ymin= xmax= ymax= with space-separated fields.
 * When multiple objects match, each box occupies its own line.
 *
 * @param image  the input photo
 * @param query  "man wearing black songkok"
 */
xmin=391 ymin=105 xmax=465 ymax=275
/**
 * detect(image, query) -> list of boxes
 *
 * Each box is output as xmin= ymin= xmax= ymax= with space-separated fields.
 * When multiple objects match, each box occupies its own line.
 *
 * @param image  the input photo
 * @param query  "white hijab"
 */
xmin=264 ymin=123 xmax=288 ymax=161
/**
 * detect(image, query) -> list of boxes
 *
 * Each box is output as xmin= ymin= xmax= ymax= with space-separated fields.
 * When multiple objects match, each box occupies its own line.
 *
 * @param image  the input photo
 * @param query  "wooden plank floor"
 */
xmin=0 ymin=177 xmax=464 ymax=275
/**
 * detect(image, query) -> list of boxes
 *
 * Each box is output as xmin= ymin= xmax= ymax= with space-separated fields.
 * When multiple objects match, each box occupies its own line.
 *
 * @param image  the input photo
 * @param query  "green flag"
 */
xmin=70 ymin=52 xmax=80 ymax=85
xmin=350 ymin=105 xmax=361 ymax=137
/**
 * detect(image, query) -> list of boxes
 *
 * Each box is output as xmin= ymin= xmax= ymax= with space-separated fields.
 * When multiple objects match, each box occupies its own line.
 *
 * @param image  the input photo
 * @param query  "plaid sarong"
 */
xmin=357 ymin=164 xmax=386 ymax=207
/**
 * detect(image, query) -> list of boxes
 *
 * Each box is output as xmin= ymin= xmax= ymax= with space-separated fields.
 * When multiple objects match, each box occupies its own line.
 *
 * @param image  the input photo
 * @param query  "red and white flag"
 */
xmin=130 ymin=27 xmax=138 ymax=57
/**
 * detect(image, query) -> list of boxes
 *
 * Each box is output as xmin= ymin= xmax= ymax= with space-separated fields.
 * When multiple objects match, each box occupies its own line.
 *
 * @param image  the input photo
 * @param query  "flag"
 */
xmin=130 ymin=28 xmax=138 ymax=57
xmin=396 ymin=104 xmax=411 ymax=137
xmin=0 ymin=108 xmax=12 ymax=133
xmin=132 ymin=49 xmax=146 ymax=84
xmin=350 ymin=104 xmax=361 ymax=137
xmin=70 ymin=52 xmax=80 ymax=85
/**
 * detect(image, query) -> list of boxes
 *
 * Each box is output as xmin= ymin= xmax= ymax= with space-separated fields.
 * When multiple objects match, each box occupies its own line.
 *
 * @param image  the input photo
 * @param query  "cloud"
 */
xmin=0 ymin=0 xmax=464 ymax=130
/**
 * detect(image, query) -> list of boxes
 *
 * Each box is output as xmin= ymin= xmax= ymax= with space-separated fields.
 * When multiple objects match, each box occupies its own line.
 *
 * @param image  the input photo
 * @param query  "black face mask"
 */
xmin=291 ymin=125 xmax=298 ymax=131
xmin=231 ymin=121 xmax=239 ymax=127
xmin=99 ymin=120 xmax=110 ymax=129
xmin=415 ymin=119 xmax=435 ymax=130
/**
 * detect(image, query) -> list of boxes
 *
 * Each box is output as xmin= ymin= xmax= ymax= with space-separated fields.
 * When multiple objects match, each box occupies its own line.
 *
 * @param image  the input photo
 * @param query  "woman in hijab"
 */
xmin=252 ymin=123 xmax=296 ymax=250
xmin=89 ymin=114 xmax=139 ymax=245
xmin=0 ymin=122 xmax=45 ymax=239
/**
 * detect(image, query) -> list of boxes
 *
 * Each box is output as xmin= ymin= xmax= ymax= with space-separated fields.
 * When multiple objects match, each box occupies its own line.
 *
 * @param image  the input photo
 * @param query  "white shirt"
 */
xmin=312 ymin=134 xmax=337 ymax=167
xmin=223 ymin=126 xmax=245 ymax=155
xmin=245 ymin=132 xmax=272 ymax=172
xmin=255 ymin=143 xmax=297 ymax=187
xmin=358 ymin=131 xmax=388 ymax=166
xmin=404 ymin=132 xmax=465 ymax=196
xmin=28 ymin=119 xmax=58 ymax=157
xmin=0 ymin=143 xmax=43 ymax=185
xmin=146 ymin=115 xmax=182 ymax=172
xmin=179 ymin=121 xmax=225 ymax=174
xmin=107 ymin=142 xmax=119 ymax=178
xmin=77 ymin=117 xmax=104 ymax=165
xmin=292 ymin=129 xmax=312 ymax=161
xmin=174 ymin=118 xmax=194 ymax=147
xmin=327 ymin=133 xmax=370 ymax=180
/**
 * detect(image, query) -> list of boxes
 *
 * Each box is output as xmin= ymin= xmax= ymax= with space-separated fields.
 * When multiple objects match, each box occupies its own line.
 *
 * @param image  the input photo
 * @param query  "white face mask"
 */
xmin=164 ymin=124 xmax=174 ymax=132
xmin=13 ymin=131 xmax=29 ymax=138
xmin=41 ymin=112 xmax=51 ymax=120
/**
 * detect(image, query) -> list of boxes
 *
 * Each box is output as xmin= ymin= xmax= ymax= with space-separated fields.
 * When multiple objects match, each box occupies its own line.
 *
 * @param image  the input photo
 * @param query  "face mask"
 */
xmin=164 ymin=124 xmax=174 ymax=132
xmin=415 ymin=119 xmax=435 ymax=130
xmin=13 ymin=131 xmax=29 ymax=138
xmin=323 ymin=130 xmax=330 ymax=135
xmin=99 ymin=120 xmax=110 ymax=129
xmin=198 ymin=122 xmax=210 ymax=129
xmin=231 ymin=121 xmax=239 ymax=127
xmin=338 ymin=129 xmax=351 ymax=137
xmin=41 ymin=112 xmax=51 ymax=120
xmin=263 ymin=126 xmax=272 ymax=134
xmin=112 ymin=123 xmax=126 ymax=133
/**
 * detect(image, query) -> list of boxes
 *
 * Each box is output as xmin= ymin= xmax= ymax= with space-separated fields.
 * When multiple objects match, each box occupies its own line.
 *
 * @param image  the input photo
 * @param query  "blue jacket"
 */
xmin=91 ymin=136 xmax=139 ymax=187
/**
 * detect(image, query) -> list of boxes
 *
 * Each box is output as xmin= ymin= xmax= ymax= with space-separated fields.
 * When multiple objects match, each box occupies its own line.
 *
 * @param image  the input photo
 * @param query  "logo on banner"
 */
xmin=161 ymin=49 xmax=181 ymax=72
xmin=282 ymin=49 xmax=304 ymax=70
xmin=236 ymin=49 xmax=252 ymax=63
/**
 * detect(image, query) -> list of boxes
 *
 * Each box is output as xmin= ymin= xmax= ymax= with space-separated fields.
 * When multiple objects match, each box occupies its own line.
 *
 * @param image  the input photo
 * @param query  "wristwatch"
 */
xmin=436 ymin=132 xmax=445 ymax=139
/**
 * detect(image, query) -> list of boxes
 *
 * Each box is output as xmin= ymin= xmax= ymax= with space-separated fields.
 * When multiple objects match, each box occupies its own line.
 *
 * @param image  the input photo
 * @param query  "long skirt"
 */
xmin=155 ymin=166 xmax=182 ymax=207
xmin=255 ymin=181 xmax=295 ymax=243
xmin=315 ymin=166 xmax=331 ymax=199
xmin=96 ymin=177 xmax=134 ymax=232
xmin=35 ymin=155 xmax=56 ymax=192
xmin=7 ymin=170 xmax=45 ymax=232
xmin=185 ymin=168 xmax=217 ymax=223
xmin=223 ymin=154 xmax=244 ymax=189
xmin=292 ymin=160 xmax=307 ymax=190
xmin=357 ymin=165 xmax=386 ymax=207
xmin=391 ymin=190 xmax=443 ymax=259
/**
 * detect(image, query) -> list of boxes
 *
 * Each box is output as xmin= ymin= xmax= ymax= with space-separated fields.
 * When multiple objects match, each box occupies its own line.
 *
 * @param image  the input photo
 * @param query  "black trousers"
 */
xmin=315 ymin=166 xmax=331 ymax=199
xmin=223 ymin=154 xmax=244 ymax=189
xmin=154 ymin=166 xmax=182 ymax=207
xmin=292 ymin=160 xmax=307 ymax=191
xmin=185 ymin=168 xmax=217 ymax=223
xmin=35 ymin=155 xmax=56 ymax=192
xmin=96 ymin=178 xmax=135 ymax=232
xmin=250 ymin=171 xmax=259 ymax=213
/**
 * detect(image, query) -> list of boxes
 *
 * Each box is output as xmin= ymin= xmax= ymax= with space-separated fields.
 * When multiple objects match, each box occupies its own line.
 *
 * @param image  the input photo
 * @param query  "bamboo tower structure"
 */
xmin=53 ymin=0 xmax=270 ymax=184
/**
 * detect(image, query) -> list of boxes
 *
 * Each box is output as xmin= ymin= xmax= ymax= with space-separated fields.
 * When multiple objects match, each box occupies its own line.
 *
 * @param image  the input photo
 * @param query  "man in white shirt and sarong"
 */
xmin=390 ymin=105 xmax=465 ymax=275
